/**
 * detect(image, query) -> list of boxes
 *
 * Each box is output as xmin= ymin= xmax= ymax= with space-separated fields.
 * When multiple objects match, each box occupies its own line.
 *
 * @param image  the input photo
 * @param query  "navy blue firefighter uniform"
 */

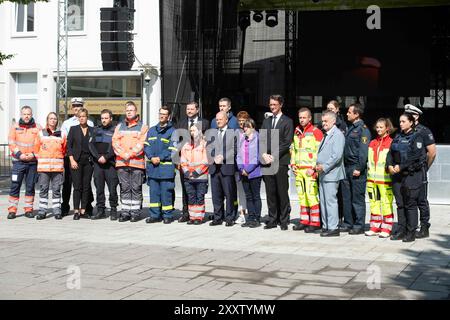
xmin=144 ymin=122 xmax=177 ymax=221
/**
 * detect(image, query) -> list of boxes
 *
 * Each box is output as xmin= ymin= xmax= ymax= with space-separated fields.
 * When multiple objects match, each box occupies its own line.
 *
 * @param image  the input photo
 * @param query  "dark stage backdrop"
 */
xmin=297 ymin=8 xmax=432 ymax=96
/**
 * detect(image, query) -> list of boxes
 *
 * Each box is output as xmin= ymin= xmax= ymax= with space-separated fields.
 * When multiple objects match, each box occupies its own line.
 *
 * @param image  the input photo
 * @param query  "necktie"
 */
xmin=271 ymin=116 xmax=277 ymax=129
xmin=219 ymin=129 xmax=224 ymax=140
xmin=319 ymin=132 xmax=328 ymax=152
xmin=189 ymin=119 xmax=194 ymax=127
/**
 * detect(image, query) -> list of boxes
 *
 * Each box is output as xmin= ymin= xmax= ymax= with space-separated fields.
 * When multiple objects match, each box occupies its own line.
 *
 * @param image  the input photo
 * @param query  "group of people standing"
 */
xmin=7 ymin=95 xmax=436 ymax=243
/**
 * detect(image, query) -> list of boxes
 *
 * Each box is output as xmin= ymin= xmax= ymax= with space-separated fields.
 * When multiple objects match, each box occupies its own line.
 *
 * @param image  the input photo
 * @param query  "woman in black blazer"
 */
xmin=67 ymin=108 xmax=94 ymax=220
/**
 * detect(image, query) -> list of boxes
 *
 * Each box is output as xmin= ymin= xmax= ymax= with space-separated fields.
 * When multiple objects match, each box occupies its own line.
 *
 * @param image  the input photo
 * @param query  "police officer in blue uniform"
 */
xmin=387 ymin=113 xmax=427 ymax=242
xmin=341 ymin=103 xmax=371 ymax=234
xmin=404 ymin=104 xmax=436 ymax=239
xmin=144 ymin=106 xmax=178 ymax=224
xmin=89 ymin=109 xmax=119 ymax=220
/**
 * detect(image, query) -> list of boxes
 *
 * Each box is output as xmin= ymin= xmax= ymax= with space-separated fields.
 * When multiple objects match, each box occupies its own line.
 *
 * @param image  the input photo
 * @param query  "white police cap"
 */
xmin=71 ymin=97 xmax=84 ymax=105
xmin=404 ymin=104 xmax=422 ymax=115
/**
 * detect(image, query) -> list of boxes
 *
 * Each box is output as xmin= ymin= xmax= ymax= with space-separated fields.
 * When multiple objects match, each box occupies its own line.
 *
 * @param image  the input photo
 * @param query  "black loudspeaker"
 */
xmin=100 ymin=7 xmax=135 ymax=71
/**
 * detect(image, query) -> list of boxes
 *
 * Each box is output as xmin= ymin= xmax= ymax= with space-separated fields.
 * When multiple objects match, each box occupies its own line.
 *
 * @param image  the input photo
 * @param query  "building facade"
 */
xmin=0 ymin=0 xmax=162 ymax=143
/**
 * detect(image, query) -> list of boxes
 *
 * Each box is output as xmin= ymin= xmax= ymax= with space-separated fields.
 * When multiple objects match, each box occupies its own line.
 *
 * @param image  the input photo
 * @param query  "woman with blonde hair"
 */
xmin=180 ymin=123 xmax=209 ymax=224
xmin=35 ymin=112 xmax=66 ymax=220
xmin=366 ymin=118 xmax=395 ymax=237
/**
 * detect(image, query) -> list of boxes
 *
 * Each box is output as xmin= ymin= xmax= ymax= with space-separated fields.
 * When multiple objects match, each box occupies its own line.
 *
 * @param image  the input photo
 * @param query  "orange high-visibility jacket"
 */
xmin=180 ymin=139 xmax=209 ymax=181
xmin=112 ymin=117 xmax=148 ymax=170
xmin=8 ymin=121 xmax=41 ymax=162
xmin=35 ymin=128 xmax=66 ymax=172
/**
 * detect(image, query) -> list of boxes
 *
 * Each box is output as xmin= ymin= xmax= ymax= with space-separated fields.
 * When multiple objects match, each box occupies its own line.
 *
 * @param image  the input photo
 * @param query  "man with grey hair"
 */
xmin=315 ymin=110 xmax=346 ymax=237
xmin=209 ymin=111 xmax=237 ymax=226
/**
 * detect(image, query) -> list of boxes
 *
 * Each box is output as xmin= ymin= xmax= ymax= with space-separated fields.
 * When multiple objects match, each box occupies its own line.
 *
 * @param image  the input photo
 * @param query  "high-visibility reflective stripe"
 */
xmin=168 ymin=147 xmax=177 ymax=151
xmin=310 ymin=217 xmax=321 ymax=222
xmin=38 ymin=165 xmax=64 ymax=170
xmin=121 ymin=204 xmax=131 ymax=210
xmin=144 ymin=142 xmax=150 ymax=146
xmin=162 ymin=205 xmax=173 ymax=211
xmin=161 ymin=138 xmax=170 ymax=143
xmin=24 ymin=203 xmax=33 ymax=208
xmin=149 ymin=203 xmax=161 ymax=208
xmin=131 ymin=200 xmax=141 ymax=205
xmin=130 ymin=205 xmax=141 ymax=210
xmin=310 ymin=209 xmax=320 ymax=214
xmin=189 ymin=212 xmax=205 ymax=218
xmin=384 ymin=218 xmax=394 ymax=223
xmin=15 ymin=141 xmax=35 ymax=147
xmin=160 ymin=162 xmax=173 ymax=165
xmin=122 ymin=199 xmax=132 ymax=204
xmin=39 ymin=158 xmax=64 ymax=163
xmin=39 ymin=204 xmax=48 ymax=209
xmin=148 ymin=137 xmax=157 ymax=140
xmin=370 ymin=215 xmax=383 ymax=220
xmin=39 ymin=198 xmax=49 ymax=203
xmin=300 ymin=215 xmax=309 ymax=220
xmin=52 ymin=203 xmax=61 ymax=208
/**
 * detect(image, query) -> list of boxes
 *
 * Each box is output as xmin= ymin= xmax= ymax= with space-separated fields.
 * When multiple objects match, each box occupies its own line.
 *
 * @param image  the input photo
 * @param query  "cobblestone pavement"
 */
xmin=0 ymin=186 xmax=449 ymax=300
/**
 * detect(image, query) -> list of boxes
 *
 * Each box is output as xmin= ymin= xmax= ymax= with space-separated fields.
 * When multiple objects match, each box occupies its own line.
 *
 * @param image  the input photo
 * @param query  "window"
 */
xmin=15 ymin=3 xmax=34 ymax=33
xmin=67 ymin=0 xmax=85 ymax=32
xmin=67 ymin=77 xmax=142 ymax=98
xmin=16 ymin=73 xmax=38 ymax=116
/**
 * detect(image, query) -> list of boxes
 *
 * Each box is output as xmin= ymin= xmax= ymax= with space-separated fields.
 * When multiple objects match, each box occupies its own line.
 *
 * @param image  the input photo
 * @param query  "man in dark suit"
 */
xmin=260 ymin=95 xmax=294 ymax=231
xmin=208 ymin=111 xmax=237 ymax=227
xmin=175 ymin=101 xmax=210 ymax=222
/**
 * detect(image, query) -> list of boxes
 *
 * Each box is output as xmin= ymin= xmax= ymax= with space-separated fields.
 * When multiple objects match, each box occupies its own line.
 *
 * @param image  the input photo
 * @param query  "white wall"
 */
xmin=0 ymin=0 xmax=162 ymax=143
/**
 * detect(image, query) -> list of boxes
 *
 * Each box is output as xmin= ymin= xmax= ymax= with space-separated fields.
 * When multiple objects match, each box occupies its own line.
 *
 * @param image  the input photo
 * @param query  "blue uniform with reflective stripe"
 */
xmin=144 ymin=122 xmax=176 ymax=219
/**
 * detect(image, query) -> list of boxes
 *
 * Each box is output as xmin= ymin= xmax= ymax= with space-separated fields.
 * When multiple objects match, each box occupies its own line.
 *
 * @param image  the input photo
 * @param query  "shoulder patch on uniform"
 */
xmin=362 ymin=137 xmax=368 ymax=144
xmin=417 ymin=142 xmax=422 ymax=149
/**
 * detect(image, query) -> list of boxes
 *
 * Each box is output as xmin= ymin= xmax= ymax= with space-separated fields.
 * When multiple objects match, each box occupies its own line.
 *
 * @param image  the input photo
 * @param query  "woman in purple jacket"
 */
xmin=237 ymin=118 xmax=263 ymax=228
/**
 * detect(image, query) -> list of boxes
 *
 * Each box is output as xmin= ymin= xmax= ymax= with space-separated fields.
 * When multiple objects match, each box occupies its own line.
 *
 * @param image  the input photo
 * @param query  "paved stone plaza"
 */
xmin=0 ymin=182 xmax=449 ymax=300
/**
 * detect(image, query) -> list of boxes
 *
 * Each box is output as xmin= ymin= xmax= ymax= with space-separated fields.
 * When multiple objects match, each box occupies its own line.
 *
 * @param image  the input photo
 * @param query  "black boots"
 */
xmin=403 ymin=232 xmax=416 ymax=243
xmin=415 ymin=225 xmax=430 ymax=239
xmin=91 ymin=208 xmax=106 ymax=220
xmin=110 ymin=207 xmax=118 ymax=221
xmin=390 ymin=230 xmax=406 ymax=241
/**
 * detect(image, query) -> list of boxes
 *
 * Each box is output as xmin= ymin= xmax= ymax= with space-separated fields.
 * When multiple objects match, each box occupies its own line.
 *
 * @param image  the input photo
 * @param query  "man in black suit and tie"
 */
xmin=208 ymin=111 xmax=237 ymax=227
xmin=260 ymin=95 xmax=294 ymax=231
xmin=175 ymin=101 xmax=210 ymax=222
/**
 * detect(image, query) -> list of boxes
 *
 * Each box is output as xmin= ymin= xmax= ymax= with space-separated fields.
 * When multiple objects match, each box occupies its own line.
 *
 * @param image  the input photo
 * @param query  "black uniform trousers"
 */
xmin=341 ymin=166 xmax=367 ymax=230
xmin=179 ymin=170 xmax=189 ymax=215
xmin=211 ymin=171 xmax=237 ymax=223
xmin=62 ymin=156 xmax=94 ymax=214
xmin=93 ymin=162 xmax=119 ymax=210
xmin=392 ymin=174 xmax=421 ymax=233
xmin=418 ymin=182 xmax=431 ymax=228
xmin=263 ymin=165 xmax=291 ymax=227
xmin=70 ymin=154 xmax=94 ymax=210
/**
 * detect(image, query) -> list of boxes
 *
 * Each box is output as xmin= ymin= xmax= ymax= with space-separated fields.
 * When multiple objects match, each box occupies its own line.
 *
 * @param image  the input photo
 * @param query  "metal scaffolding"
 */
xmin=285 ymin=10 xmax=297 ymax=108
xmin=56 ymin=0 xmax=69 ymax=119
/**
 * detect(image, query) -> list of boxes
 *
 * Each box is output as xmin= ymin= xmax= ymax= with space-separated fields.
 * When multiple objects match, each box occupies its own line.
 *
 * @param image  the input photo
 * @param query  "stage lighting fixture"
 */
xmin=265 ymin=10 xmax=278 ymax=27
xmin=253 ymin=10 xmax=263 ymax=23
xmin=238 ymin=10 xmax=251 ymax=30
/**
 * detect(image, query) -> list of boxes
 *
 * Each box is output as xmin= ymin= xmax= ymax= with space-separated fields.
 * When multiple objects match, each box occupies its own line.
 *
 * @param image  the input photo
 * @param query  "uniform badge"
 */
xmin=362 ymin=137 xmax=368 ymax=144
xmin=417 ymin=142 xmax=422 ymax=149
